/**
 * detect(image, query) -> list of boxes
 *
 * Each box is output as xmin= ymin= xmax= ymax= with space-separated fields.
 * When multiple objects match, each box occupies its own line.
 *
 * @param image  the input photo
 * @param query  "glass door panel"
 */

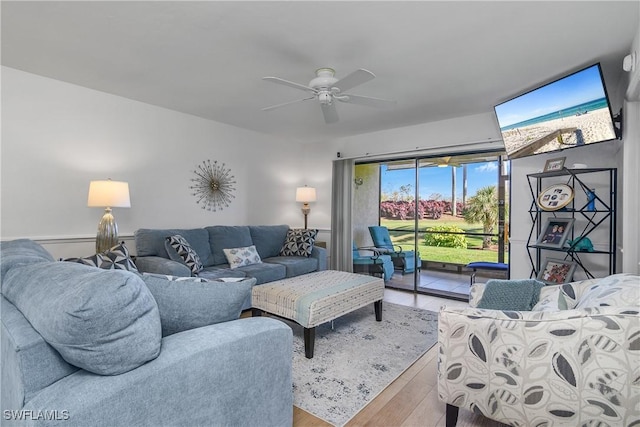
xmin=378 ymin=159 xmax=418 ymax=292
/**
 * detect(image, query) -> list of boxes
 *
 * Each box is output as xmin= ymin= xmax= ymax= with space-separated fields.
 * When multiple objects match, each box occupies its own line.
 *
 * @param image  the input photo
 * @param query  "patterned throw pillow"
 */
xmin=574 ymin=273 xmax=640 ymax=309
xmin=279 ymin=228 xmax=317 ymax=257
xmin=166 ymin=235 xmax=204 ymax=275
xmin=223 ymin=245 xmax=262 ymax=269
xmin=531 ymin=286 xmax=570 ymax=311
xmin=70 ymin=242 xmax=139 ymax=272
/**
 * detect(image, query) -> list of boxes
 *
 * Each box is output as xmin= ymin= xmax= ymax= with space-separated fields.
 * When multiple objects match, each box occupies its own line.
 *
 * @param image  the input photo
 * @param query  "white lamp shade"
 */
xmin=296 ymin=186 xmax=317 ymax=203
xmin=87 ymin=180 xmax=131 ymax=208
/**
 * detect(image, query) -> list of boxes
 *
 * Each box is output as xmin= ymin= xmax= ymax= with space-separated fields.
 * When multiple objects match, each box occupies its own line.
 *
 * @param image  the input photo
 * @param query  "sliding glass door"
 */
xmin=354 ymin=150 xmax=508 ymax=300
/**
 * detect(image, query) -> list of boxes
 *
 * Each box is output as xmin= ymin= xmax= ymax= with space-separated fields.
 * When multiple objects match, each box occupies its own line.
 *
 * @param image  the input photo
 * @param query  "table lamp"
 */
xmin=88 ymin=179 xmax=131 ymax=253
xmin=295 ymin=186 xmax=316 ymax=229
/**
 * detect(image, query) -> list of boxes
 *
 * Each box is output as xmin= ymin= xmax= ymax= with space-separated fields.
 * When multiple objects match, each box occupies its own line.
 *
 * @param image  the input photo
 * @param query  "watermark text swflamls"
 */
xmin=4 ymin=410 xmax=70 ymax=421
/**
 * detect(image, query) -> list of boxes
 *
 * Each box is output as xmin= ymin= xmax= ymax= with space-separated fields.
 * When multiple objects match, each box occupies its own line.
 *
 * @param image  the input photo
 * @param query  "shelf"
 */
xmin=526 ymin=245 xmax=612 ymax=255
xmin=526 ymin=167 xmax=616 ymax=279
xmin=527 ymin=167 xmax=611 ymax=178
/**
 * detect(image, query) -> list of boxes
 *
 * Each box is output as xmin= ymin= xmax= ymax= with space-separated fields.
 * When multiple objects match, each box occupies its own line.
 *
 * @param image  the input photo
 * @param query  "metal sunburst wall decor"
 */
xmin=190 ymin=160 xmax=236 ymax=212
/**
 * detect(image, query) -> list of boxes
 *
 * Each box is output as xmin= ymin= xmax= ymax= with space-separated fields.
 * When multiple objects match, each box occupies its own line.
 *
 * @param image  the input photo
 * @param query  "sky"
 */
xmin=380 ymin=161 xmax=502 ymax=202
xmin=494 ymin=64 xmax=607 ymax=128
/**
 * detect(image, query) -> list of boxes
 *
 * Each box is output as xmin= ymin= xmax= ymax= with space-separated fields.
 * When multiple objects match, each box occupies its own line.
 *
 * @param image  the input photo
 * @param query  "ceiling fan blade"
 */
xmin=262 ymin=96 xmax=315 ymax=111
xmin=339 ymin=93 xmax=397 ymax=108
xmin=263 ymin=76 xmax=315 ymax=93
xmin=332 ymin=69 xmax=375 ymax=92
xmin=321 ymin=103 xmax=339 ymax=124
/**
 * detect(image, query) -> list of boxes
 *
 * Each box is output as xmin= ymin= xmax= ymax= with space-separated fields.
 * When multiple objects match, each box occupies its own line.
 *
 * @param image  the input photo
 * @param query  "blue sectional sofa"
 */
xmin=134 ymin=225 xmax=327 ymax=308
xmin=1 ymin=239 xmax=293 ymax=427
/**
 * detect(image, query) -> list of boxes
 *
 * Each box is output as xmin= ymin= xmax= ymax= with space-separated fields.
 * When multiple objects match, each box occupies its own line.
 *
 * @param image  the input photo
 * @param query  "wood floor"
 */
xmin=292 ymin=289 xmax=506 ymax=427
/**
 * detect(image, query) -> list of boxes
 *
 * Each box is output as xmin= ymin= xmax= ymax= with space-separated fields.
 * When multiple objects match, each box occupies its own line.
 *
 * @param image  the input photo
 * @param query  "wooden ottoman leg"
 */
xmin=304 ymin=327 xmax=315 ymax=359
xmin=251 ymin=308 xmax=262 ymax=317
xmin=374 ymin=300 xmax=383 ymax=321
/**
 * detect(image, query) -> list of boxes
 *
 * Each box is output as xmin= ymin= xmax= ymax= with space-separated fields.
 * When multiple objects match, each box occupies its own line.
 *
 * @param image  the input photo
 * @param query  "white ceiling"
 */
xmin=2 ymin=1 xmax=638 ymax=144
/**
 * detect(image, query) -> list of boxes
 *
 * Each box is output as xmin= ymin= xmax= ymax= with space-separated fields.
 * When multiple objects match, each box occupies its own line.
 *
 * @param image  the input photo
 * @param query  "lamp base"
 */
xmin=96 ymin=208 xmax=119 ymax=253
xmin=301 ymin=204 xmax=311 ymax=230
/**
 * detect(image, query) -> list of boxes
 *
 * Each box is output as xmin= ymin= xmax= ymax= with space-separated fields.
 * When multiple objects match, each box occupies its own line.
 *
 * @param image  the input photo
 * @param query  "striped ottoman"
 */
xmin=251 ymin=270 xmax=385 ymax=358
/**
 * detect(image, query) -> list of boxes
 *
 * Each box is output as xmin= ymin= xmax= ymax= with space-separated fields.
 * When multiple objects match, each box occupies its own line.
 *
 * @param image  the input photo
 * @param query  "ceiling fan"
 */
xmin=262 ymin=68 xmax=396 ymax=124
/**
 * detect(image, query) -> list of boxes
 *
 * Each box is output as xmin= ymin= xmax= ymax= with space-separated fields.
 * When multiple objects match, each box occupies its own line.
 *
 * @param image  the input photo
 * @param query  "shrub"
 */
xmin=424 ymin=225 xmax=468 ymax=249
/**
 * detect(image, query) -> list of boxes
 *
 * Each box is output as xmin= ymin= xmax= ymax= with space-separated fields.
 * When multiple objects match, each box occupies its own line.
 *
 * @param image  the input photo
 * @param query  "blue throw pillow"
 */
xmin=3 ymin=262 xmax=161 ymax=375
xmin=141 ymin=275 xmax=256 ymax=336
xmin=477 ymin=279 xmax=545 ymax=311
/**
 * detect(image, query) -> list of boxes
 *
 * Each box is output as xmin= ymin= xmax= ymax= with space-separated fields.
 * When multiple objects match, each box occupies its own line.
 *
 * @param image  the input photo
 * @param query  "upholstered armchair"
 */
xmin=368 ymin=226 xmax=421 ymax=274
xmin=352 ymin=242 xmax=394 ymax=281
xmin=438 ymin=273 xmax=640 ymax=426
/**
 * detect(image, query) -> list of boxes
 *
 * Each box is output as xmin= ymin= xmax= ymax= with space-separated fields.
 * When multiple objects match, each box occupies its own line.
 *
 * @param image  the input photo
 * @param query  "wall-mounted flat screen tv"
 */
xmin=494 ymin=63 xmax=617 ymax=159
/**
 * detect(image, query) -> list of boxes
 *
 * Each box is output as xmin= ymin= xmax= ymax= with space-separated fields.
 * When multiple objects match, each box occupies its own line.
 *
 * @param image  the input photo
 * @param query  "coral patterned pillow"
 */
xmin=223 ymin=245 xmax=262 ymax=269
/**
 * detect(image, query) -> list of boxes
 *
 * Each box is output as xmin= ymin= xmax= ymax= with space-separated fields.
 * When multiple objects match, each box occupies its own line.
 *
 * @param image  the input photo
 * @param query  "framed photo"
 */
xmin=535 ymin=217 xmax=574 ymax=248
xmin=537 ymin=258 xmax=577 ymax=285
xmin=537 ymin=183 xmax=574 ymax=211
xmin=543 ymin=157 xmax=566 ymax=172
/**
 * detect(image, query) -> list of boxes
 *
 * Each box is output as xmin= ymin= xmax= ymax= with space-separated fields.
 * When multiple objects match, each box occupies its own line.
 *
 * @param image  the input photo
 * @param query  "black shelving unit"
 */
xmin=526 ymin=167 xmax=617 ymax=279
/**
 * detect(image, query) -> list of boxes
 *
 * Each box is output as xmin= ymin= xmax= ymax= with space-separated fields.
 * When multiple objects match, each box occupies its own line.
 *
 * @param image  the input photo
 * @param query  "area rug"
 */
xmin=288 ymin=302 xmax=438 ymax=426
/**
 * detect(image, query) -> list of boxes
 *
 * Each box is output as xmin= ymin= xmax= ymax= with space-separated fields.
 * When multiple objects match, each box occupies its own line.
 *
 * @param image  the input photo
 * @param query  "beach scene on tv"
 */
xmin=495 ymin=64 xmax=617 ymax=159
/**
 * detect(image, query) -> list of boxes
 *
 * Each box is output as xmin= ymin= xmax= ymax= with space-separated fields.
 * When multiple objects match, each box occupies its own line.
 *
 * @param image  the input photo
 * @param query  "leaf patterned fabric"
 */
xmin=166 ymin=235 xmax=203 ymax=275
xmin=438 ymin=273 xmax=640 ymax=426
xmin=223 ymin=245 xmax=262 ymax=269
xmin=279 ymin=228 xmax=317 ymax=257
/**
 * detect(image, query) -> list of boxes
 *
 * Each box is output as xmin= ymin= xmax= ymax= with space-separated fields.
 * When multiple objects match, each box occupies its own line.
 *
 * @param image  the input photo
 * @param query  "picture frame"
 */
xmin=535 ymin=217 xmax=574 ymax=248
xmin=537 ymin=183 xmax=574 ymax=211
xmin=537 ymin=258 xmax=577 ymax=285
xmin=543 ymin=157 xmax=566 ymax=172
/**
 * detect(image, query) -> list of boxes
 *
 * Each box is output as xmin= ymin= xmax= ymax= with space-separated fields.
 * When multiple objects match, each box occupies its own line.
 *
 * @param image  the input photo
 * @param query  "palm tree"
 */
xmin=463 ymin=186 xmax=498 ymax=249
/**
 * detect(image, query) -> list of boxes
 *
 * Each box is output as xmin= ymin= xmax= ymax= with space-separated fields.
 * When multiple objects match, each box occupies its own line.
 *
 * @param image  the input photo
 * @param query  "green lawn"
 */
xmin=379 ymin=218 xmax=508 ymax=265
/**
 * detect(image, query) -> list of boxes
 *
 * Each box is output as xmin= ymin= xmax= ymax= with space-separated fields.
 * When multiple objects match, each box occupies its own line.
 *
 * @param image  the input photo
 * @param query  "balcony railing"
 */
xmin=385 ymin=228 xmax=508 ymax=266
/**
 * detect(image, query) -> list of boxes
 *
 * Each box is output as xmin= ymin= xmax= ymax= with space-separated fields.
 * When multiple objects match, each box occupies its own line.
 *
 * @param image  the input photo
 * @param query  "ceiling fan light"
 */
xmin=310 ymin=68 xmax=338 ymax=89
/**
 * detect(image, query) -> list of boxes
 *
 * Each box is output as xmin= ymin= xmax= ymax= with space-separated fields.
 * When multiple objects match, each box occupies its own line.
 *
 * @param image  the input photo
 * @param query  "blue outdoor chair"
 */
xmin=352 ymin=242 xmax=394 ymax=282
xmin=368 ymin=226 xmax=421 ymax=275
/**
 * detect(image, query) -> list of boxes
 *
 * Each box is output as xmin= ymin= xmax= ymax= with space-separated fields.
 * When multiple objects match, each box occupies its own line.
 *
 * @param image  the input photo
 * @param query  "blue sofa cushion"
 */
xmin=165 ymin=235 xmax=204 ymax=275
xmin=141 ymin=275 xmax=255 ymax=336
xmin=135 ymin=228 xmax=213 ymax=266
xmin=279 ymin=228 xmax=317 ymax=257
xmin=1 ymin=297 xmax=80 ymax=408
xmin=264 ymin=256 xmax=318 ymax=278
xmin=0 ymin=239 xmax=54 ymax=284
xmin=249 ymin=225 xmax=290 ymax=259
xmin=3 ymin=262 xmax=162 ymax=375
xmin=236 ymin=262 xmax=286 ymax=284
xmin=206 ymin=226 xmax=253 ymax=265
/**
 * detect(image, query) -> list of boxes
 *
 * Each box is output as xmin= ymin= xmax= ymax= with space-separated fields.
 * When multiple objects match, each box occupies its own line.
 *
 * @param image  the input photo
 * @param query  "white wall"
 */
xmin=1 ymin=67 xmax=305 ymax=259
xmin=509 ymin=141 xmax=623 ymax=280
xmin=334 ymin=112 xmax=503 ymax=161
xmin=620 ymin=24 xmax=640 ymax=274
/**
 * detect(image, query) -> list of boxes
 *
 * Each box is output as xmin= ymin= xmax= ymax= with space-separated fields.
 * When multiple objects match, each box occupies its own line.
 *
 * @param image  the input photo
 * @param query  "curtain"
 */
xmin=330 ymin=159 xmax=354 ymax=271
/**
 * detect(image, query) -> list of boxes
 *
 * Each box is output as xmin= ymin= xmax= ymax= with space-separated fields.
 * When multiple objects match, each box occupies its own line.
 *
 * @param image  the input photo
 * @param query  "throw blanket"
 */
xmin=477 ymin=279 xmax=545 ymax=311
